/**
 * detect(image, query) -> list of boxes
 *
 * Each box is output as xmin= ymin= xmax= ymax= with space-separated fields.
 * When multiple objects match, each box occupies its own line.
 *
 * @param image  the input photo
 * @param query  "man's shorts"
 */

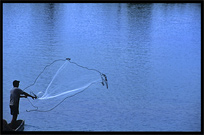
xmin=10 ymin=105 xmax=19 ymax=115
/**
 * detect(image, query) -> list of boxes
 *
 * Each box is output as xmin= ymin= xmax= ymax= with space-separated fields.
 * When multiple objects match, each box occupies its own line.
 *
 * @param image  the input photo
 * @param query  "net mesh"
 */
xmin=24 ymin=59 xmax=107 ymax=112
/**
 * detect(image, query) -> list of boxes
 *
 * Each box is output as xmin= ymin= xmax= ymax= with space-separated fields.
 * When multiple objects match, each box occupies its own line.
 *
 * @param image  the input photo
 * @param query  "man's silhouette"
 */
xmin=10 ymin=80 xmax=36 ymax=128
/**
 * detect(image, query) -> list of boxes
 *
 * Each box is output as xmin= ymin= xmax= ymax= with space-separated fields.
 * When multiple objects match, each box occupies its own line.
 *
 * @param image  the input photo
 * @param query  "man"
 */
xmin=10 ymin=80 xmax=36 ymax=128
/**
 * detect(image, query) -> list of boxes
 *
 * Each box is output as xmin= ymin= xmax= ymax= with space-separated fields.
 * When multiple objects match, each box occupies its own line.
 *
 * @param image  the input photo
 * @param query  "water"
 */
xmin=3 ymin=3 xmax=201 ymax=131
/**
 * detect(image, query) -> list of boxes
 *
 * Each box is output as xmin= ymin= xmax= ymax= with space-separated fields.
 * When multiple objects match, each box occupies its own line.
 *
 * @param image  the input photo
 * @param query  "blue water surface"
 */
xmin=3 ymin=3 xmax=201 ymax=131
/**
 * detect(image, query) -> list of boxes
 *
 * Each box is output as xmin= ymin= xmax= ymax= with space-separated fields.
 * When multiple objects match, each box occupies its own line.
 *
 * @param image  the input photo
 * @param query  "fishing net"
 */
xmin=24 ymin=58 xmax=108 ymax=112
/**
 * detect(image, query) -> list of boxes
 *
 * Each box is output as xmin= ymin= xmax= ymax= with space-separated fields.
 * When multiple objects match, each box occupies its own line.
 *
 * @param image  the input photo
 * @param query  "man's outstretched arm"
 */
xmin=21 ymin=92 xmax=36 ymax=99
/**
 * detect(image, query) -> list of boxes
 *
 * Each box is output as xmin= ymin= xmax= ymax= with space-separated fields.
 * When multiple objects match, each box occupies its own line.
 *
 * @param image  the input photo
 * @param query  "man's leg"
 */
xmin=10 ymin=114 xmax=18 ymax=128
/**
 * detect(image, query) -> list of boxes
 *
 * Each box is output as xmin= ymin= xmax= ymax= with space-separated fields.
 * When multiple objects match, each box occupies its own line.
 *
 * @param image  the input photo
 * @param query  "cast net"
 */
xmin=24 ymin=58 xmax=108 ymax=112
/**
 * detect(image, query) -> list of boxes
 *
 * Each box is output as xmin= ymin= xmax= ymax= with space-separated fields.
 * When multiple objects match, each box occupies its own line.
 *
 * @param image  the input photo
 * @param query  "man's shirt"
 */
xmin=10 ymin=87 xmax=24 ymax=107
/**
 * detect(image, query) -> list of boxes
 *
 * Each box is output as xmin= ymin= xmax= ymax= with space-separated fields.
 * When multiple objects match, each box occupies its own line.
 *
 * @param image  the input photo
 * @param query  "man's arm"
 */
xmin=22 ymin=92 xmax=36 ymax=99
xmin=20 ymin=95 xmax=27 ymax=98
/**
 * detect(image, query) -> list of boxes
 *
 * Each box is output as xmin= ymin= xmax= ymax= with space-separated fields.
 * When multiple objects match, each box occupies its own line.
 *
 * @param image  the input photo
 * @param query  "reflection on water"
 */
xmin=3 ymin=3 xmax=200 ymax=131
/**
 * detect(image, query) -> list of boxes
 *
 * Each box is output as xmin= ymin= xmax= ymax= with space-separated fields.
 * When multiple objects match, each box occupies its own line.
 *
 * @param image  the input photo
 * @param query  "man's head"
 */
xmin=13 ymin=80 xmax=20 ymax=87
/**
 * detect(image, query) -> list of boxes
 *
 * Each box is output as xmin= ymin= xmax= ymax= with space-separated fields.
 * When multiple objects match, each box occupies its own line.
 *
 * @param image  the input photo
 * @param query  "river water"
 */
xmin=3 ymin=3 xmax=201 ymax=131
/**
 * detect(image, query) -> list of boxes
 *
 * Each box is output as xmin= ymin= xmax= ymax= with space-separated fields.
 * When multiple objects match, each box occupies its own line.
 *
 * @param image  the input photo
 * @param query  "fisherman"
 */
xmin=10 ymin=80 xmax=37 ymax=128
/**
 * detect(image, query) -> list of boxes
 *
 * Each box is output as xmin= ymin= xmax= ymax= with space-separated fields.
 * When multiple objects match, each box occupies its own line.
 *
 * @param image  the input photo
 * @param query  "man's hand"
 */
xmin=32 ymin=96 xmax=37 ymax=100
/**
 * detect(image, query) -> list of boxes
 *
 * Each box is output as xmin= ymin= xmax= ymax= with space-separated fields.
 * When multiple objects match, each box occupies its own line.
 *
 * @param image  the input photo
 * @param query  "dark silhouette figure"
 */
xmin=10 ymin=80 xmax=36 ymax=128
